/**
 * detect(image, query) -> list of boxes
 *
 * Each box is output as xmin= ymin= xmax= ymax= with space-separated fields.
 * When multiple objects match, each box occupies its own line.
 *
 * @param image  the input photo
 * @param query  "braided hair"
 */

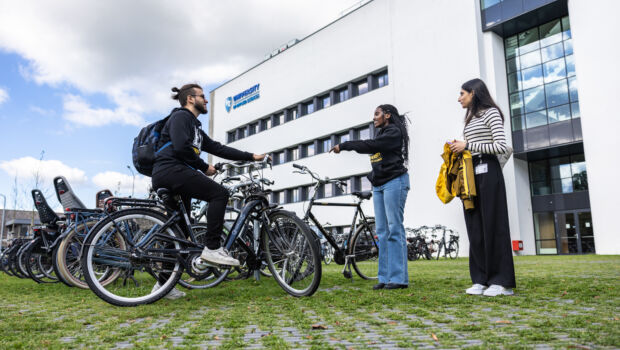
xmin=377 ymin=104 xmax=411 ymax=165
xmin=171 ymin=83 xmax=202 ymax=107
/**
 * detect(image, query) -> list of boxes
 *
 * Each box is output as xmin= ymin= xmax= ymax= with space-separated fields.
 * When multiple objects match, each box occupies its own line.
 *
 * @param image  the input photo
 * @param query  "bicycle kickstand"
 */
xmin=122 ymin=269 xmax=139 ymax=287
xmin=342 ymin=256 xmax=354 ymax=281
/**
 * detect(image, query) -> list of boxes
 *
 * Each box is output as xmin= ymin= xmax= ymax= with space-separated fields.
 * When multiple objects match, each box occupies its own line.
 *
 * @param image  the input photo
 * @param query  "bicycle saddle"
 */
xmin=351 ymin=191 xmax=372 ymax=200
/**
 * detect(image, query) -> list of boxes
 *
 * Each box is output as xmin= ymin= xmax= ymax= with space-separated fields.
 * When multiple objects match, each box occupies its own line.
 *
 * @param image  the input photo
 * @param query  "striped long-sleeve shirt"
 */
xmin=463 ymin=108 xmax=507 ymax=156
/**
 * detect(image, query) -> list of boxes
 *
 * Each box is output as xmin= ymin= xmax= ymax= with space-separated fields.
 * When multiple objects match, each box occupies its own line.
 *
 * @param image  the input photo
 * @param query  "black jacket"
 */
xmin=339 ymin=123 xmax=408 ymax=186
xmin=153 ymin=108 xmax=253 ymax=174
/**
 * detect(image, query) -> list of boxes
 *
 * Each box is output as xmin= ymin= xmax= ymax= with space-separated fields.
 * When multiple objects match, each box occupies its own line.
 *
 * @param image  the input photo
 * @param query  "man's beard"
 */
xmin=195 ymin=102 xmax=207 ymax=114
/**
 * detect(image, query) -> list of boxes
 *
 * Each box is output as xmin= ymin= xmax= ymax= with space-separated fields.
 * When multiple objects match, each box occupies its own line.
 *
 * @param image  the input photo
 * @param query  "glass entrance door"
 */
xmin=555 ymin=210 xmax=595 ymax=254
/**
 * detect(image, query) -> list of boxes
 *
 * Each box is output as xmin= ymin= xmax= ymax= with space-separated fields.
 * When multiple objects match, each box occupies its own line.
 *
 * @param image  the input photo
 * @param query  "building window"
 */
xmin=356 ymin=80 xmax=369 ymax=95
xmin=360 ymin=176 xmax=372 ymax=191
xmin=260 ymin=117 xmax=271 ymax=131
xmin=287 ymin=147 xmax=299 ymax=162
xmin=529 ymin=153 xmax=588 ymax=196
xmin=237 ymin=127 xmax=247 ymax=140
xmin=337 ymin=132 xmax=350 ymax=144
xmin=303 ymin=142 xmax=315 ymax=157
xmin=275 ymin=113 xmax=284 ymax=126
xmin=321 ymin=183 xmax=333 ymax=198
xmin=227 ymin=131 xmax=236 ymax=143
xmin=357 ymin=126 xmax=371 ymax=140
xmin=287 ymin=107 xmax=297 ymax=121
xmin=271 ymin=191 xmax=281 ymax=204
xmin=248 ymin=123 xmax=258 ymax=136
xmin=320 ymin=94 xmax=331 ymax=109
xmin=505 ymin=16 xmax=579 ymax=132
xmin=336 ymin=87 xmax=349 ymax=103
xmin=303 ymin=101 xmax=314 ymax=115
xmin=375 ymin=71 xmax=388 ymax=88
xmin=273 ymin=151 xmax=285 ymax=165
xmin=319 ymin=137 xmax=332 ymax=153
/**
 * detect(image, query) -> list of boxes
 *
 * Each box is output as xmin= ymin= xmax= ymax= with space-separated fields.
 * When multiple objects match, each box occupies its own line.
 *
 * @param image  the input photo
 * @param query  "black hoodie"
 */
xmin=153 ymin=108 xmax=253 ymax=174
xmin=339 ymin=123 xmax=408 ymax=187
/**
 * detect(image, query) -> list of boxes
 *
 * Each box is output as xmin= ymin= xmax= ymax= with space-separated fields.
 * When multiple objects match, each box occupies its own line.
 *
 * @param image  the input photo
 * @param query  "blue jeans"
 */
xmin=373 ymin=172 xmax=410 ymax=285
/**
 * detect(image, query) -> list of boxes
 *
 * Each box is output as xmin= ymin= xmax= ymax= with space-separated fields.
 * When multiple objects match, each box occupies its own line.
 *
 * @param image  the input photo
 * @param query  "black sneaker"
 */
xmin=373 ymin=283 xmax=386 ymax=290
xmin=384 ymin=283 xmax=408 ymax=290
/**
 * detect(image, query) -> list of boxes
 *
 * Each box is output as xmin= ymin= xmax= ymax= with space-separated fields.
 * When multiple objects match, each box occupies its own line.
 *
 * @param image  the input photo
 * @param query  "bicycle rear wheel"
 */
xmin=350 ymin=223 xmax=379 ymax=280
xmin=263 ymin=211 xmax=321 ymax=297
xmin=81 ymin=208 xmax=183 ymax=307
xmin=448 ymin=241 xmax=459 ymax=259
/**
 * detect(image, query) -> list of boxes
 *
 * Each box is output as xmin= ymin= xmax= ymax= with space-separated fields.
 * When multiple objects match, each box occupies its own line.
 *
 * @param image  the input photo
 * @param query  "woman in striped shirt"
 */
xmin=449 ymin=78 xmax=516 ymax=297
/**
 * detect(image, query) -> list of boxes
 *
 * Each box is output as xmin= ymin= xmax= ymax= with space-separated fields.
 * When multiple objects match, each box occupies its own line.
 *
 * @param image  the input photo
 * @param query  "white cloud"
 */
xmin=0 ymin=0 xmax=354 ymax=126
xmin=0 ymin=157 xmax=87 ymax=184
xmin=92 ymin=171 xmax=151 ymax=196
xmin=62 ymin=94 xmax=144 ymax=127
xmin=0 ymin=87 xmax=8 ymax=105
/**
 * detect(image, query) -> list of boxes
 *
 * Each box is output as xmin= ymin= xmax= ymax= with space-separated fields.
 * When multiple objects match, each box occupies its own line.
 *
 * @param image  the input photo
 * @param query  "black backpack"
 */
xmin=132 ymin=115 xmax=171 ymax=176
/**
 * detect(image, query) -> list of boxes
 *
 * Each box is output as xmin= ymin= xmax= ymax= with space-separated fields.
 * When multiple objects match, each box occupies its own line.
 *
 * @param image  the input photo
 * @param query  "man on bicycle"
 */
xmin=152 ymin=83 xmax=267 ymax=269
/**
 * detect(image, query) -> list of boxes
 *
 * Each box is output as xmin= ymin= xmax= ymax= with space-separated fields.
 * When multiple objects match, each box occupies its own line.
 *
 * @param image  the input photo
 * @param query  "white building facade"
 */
xmin=210 ymin=0 xmax=620 ymax=256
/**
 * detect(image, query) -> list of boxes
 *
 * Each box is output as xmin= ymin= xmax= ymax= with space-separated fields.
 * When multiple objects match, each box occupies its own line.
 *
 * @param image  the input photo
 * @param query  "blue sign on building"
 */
xmin=226 ymin=84 xmax=260 ymax=113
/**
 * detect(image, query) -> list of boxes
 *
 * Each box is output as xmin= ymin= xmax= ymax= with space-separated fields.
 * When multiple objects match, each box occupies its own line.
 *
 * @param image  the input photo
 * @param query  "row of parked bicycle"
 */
xmin=0 ymin=160 xmax=386 ymax=306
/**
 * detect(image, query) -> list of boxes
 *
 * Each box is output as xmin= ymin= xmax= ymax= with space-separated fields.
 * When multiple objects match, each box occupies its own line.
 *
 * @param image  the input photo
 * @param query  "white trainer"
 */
xmin=200 ymin=247 xmax=240 ymax=267
xmin=151 ymin=282 xmax=186 ymax=300
xmin=465 ymin=283 xmax=487 ymax=295
xmin=483 ymin=284 xmax=514 ymax=296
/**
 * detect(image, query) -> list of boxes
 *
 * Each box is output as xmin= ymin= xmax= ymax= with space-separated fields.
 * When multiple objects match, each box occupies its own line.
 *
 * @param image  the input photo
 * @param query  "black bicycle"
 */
xmin=81 ymin=159 xmax=321 ymax=306
xmin=292 ymin=163 xmax=378 ymax=280
xmin=434 ymin=225 xmax=460 ymax=260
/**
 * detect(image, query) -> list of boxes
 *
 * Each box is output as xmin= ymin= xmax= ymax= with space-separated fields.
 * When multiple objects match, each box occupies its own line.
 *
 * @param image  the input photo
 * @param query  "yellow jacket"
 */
xmin=436 ymin=143 xmax=477 ymax=209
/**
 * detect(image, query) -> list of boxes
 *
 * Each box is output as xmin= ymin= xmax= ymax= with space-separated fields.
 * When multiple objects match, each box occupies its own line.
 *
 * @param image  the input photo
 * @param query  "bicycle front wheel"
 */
xmin=350 ymin=223 xmax=379 ymax=280
xmin=81 ymin=208 xmax=183 ymax=307
xmin=263 ymin=211 xmax=321 ymax=297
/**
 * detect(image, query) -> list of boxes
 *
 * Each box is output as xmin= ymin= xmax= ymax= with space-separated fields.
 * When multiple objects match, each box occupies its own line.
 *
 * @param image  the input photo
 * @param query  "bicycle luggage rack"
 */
xmin=105 ymin=197 xmax=160 ymax=210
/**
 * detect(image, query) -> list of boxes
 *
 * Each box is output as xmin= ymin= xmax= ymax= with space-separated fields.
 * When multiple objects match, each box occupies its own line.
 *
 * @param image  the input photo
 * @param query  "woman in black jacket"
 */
xmin=151 ymin=84 xmax=266 ymax=299
xmin=331 ymin=104 xmax=411 ymax=290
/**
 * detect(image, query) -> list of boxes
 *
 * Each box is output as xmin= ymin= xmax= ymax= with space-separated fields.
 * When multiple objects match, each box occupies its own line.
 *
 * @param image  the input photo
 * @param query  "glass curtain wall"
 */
xmin=505 ymin=16 xmax=579 ymax=132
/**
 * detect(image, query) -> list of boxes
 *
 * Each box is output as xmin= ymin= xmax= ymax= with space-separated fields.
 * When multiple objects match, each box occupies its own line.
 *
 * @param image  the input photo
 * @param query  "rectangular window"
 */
xmin=375 ymin=71 xmax=389 ymax=88
xmin=271 ymin=191 xmax=280 ymax=204
xmin=237 ymin=127 xmax=247 ymax=140
xmin=273 ymin=151 xmax=284 ymax=165
xmin=336 ymin=87 xmax=349 ymax=103
xmin=227 ymin=131 xmax=236 ymax=143
xmin=287 ymin=147 xmax=299 ymax=162
xmin=301 ymin=186 xmax=310 ymax=201
xmin=323 ymin=183 xmax=333 ymax=198
xmin=303 ymin=142 xmax=315 ymax=157
xmin=260 ymin=118 xmax=271 ymax=131
xmin=288 ymin=107 xmax=298 ymax=121
xmin=337 ymin=132 xmax=350 ymax=144
xmin=358 ymin=127 xmax=370 ymax=140
xmin=320 ymin=138 xmax=332 ymax=153
xmin=321 ymin=95 xmax=331 ymax=109
xmin=360 ymin=176 xmax=372 ymax=191
xmin=248 ymin=123 xmax=258 ymax=135
xmin=356 ymin=80 xmax=368 ymax=95
xmin=303 ymin=101 xmax=314 ymax=115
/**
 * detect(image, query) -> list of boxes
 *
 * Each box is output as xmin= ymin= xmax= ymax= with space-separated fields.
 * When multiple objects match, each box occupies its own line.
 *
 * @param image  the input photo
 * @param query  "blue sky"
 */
xmin=0 ymin=0 xmax=353 ymax=210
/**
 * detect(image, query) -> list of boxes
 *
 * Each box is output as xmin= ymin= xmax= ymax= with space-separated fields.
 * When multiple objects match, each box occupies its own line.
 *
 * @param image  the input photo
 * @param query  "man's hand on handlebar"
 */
xmin=204 ymin=165 xmax=217 ymax=176
xmin=253 ymin=153 xmax=271 ymax=162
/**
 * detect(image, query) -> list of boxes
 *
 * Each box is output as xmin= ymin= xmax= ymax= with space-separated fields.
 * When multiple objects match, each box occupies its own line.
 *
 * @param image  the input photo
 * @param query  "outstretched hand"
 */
xmin=329 ymin=144 xmax=341 ymax=154
xmin=253 ymin=153 xmax=270 ymax=162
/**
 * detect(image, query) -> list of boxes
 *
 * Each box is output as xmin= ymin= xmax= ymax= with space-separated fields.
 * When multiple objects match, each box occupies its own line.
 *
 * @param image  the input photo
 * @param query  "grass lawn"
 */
xmin=0 ymin=255 xmax=618 ymax=349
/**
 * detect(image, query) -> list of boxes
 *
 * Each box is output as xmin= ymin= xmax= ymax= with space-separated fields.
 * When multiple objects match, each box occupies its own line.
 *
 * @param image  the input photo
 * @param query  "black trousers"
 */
xmin=152 ymin=164 xmax=229 ymax=250
xmin=463 ymin=154 xmax=516 ymax=288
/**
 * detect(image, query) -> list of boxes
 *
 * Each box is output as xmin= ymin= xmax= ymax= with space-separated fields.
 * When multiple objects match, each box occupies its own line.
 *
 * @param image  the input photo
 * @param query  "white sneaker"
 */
xmin=151 ymin=282 xmax=186 ymax=300
xmin=200 ymin=247 xmax=240 ymax=267
xmin=466 ymin=283 xmax=487 ymax=295
xmin=483 ymin=284 xmax=514 ymax=296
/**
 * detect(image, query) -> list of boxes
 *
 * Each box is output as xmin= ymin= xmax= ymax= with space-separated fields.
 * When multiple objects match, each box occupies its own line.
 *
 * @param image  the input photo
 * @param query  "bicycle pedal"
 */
xmin=342 ymin=270 xmax=352 ymax=279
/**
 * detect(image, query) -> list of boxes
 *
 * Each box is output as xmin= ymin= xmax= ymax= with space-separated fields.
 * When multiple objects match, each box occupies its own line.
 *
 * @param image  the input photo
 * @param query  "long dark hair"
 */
xmin=171 ymin=83 xmax=202 ymax=107
xmin=377 ymin=104 xmax=410 ymax=165
xmin=461 ymin=78 xmax=504 ymax=125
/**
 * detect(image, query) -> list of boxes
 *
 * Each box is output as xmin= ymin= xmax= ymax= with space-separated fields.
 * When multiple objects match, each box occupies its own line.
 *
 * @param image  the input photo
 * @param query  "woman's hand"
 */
xmin=329 ymin=144 xmax=341 ymax=154
xmin=449 ymin=140 xmax=467 ymax=154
